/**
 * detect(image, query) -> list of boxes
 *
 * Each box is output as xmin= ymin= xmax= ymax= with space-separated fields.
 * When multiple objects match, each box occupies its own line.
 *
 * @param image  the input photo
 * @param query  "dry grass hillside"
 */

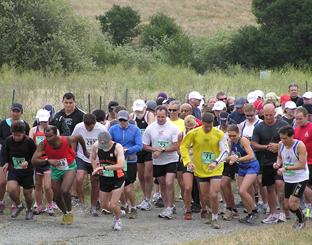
xmin=68 ymin=0 xmax=256 ymax=37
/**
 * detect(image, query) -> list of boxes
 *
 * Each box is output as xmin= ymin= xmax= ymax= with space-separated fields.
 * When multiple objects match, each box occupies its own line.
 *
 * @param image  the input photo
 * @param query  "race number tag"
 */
xmin=12 ymin=157 xmax=26 ymax=169
xmin=284 ymin=162 xmax=295 ymax=176
xmin=124 ymin=160 xmax=128 ymax=172
xmin=102 ymin=164 xmax=114 ymax=177
xmin=156 ymin=140 xmax=170 ymax=148
xmin=35 ymin=136 xmax=45 ymax=145
xmin=201 ymin=152 xmax=215 ymax=164
xmin=56 ymin=158 xmax=69 ymax=170
xmin=141 ymin=129 xmax=145 ymax=135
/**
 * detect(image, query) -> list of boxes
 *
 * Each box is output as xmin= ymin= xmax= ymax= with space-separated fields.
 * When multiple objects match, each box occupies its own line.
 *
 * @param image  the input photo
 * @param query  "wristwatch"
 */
xmin=161 ymin=147 xmax=166 ymax=152
xmin=285 ymin=166 xmax=288 ymax=171
xmin=45 ymin=158 xmax=49 ymax=165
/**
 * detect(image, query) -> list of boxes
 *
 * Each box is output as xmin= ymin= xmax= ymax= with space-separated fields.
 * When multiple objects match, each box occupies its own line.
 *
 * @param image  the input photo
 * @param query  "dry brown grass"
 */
xmin=67 ymin=0 xmax=256 ymax=37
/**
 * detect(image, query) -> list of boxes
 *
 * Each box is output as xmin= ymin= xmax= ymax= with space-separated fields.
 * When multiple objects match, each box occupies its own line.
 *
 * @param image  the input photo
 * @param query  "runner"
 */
xmin=92 ymin=109 xmax=110 ymax=129
xmin=106 ymin=101 xmax=119 ymax=121
xmin=31 ymin=125 xmax=89 ymax=224
xmin=180 ymin=103 xmax=202 ymax=126
xmin=288 ymin=83 xmax=304 ymax=107
xmin=143 ymin=105 xmax=180 ymax=219
xmin=282 ymin=101 xmax=297 ymax=126
xmin=1 ymin=121 xmax=36 ymax=220
xmin=188 ymin=91 xmax=203 ymax=120
xmin=109 ymin=110 xmax=142 ymax=219
xmin=180 ymin=112 xmax=229 ymax=229
xmin=212 ymin=101 xmax=227 ymax=126
xmin=273 ymin=125 xmax=309 ymax=229
xmin=72 ymin=113 xmax=107 ymax=216
xmin=29 ymin=109 xmax=55 ymax=216
xmin=229 ymin=97 xmax=247 ymax=124
xmin=91 ymin=131 xmax=125 ymax=231
xmin=130 ymin=100 xmax=155 ymax=211
xmin=227 ymin=124 xmax=260 ymax=224
xmin=0 ymin=103 xmax=30 ymax=214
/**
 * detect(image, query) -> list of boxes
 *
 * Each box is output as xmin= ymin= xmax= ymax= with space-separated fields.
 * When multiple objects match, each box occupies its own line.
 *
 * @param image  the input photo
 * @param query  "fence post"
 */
xmin=306 ymin=81 xmax=308 ymax=92
xmin=100 ymin=96 xmax=102 ymax=110
xmin=125 ymin=88 xmax=128 ymax=108
xmin=12 ymin=89 xmax=15 ymax=104
xmin=88 ymin=94 xmax=91 ymax=113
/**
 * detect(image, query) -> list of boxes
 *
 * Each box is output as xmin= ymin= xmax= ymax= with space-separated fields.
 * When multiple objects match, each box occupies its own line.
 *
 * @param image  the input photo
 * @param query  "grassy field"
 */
xmin=0 ymin=65 xmax=311 ymax=122
xmin=68 ymin=0 xmax=256 ymax=37
xmin=181 ymin=221 xmax=312 ymax=245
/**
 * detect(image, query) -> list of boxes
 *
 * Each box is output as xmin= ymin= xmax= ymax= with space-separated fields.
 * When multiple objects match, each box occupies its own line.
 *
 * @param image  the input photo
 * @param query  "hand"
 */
xmin=48 ymin=159 xmax=61 ymax=167
xmin=229 ymin=160 xmax=235 ymax=165
xmin=208 ymin=162 xmax=217 ymax=170
xmin=267 ymin=143 xmax=278 ymax=153
xmin=153 ymin=147 xmax=163 ymax=152
xmin=92 ymin=166 xmax=103 ymax=176
xmin=153 ymin=151 xmax=161 ymax=159
xmin=21 ymin=161 xmax=28 ymax=169
xmin=83 ymin=150 xmax=90 ymax=159
xmin=2 ymin=163 xmax=8 ymax=172
xmin=277 ymin=167 xmax=285 ymax=175
xmin=228 ymin=155 xmax=238 ymax=163
xmin=187 ymin=162 xmax=195 ymax=171
xmin=273 ymin=162 xmax=280 ymax=169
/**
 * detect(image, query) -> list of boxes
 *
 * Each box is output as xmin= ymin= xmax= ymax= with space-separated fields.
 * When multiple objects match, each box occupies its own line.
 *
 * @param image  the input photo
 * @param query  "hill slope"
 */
xmin=68 ymin=0 xmax=256 ymax=37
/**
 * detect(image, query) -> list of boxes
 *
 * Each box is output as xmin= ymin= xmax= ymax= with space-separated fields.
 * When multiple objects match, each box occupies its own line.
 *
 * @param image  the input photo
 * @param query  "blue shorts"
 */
xmin=238 ymin=160 xmax=260 ymax=177
xmin=76 ymin=157 xmax=93 ymax=174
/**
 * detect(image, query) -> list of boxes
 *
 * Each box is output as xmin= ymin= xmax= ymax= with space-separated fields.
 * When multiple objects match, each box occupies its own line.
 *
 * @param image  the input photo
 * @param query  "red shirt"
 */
xmin=195 ymin=118 xmax=202 ymax=127
xmin=44 ymin=136 xmax=76 ymax=165
xmin=294 ymin=122 xmax=312 ymax=165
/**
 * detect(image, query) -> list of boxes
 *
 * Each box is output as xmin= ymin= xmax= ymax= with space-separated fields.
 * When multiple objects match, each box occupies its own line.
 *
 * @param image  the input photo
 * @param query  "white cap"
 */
xmin=188 ymin=91 xmax=203 ymax=100
xmin=303 ymin=91 xmax=312 ymax=100
xmin=36 ymin=109 xmax=50 ymax=122
xmin=132 ymin=99 xmax=146 ymax=111
xmin=247 ymin=91 xmax=257 ymax=103
xmin=254 ymin=90 xmax=264 ymax=99
xmin=212 ymin=101 xmax=227 ymax=111
xmin=265 ymin=92 xmax=280 ymax=101
xmin=285 ymin=101 xmax=297 ymax=110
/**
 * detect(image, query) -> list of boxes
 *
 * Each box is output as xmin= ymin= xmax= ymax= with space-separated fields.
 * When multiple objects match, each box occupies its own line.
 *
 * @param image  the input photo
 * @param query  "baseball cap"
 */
xmin=146 ymin=100 xmax=157 ymax=111
xmin=253 ymin=99 xmax=264 ymax=111
xmin=132 ymin=99 xmax=146 ymax=111
xmin=98 ymin=131 xmax=111 ymax=151
xmin=212 ymin=101 xmax=226 ymax=111
xmin=156 ymin=97 xmax=165 ymax=106
xmin=188 ymin=91 xmax=203 ymax=100
xmin=303 ymin=91 xmax=312 ymax=99
xmin=235 ymin=97 xmax=247 ymax=108
xmin=247 ymin=91 xmax=257 ymax=103
xmin=265 ymin=92 xmax=280 ymax=101
xmin=162 ymin=97 xmax=175 ymax=105
xmin=254 ymin=90 xmax=264 ymax=99
xmin=117 ymin=110 xmax=129 ymax=121
xmin=284 ymin=101 xmax=297 ymax=110
xmin=11 ymin=103 xmax=23 ymax=112
xmin=43 ymin=104 xmax=55 ymax=117
xmin=108 ymin=101 xmax=119 ymax=112
xmin=157 ymin=92 xmax=168 ymax=100
xmin=36 ymin=109 xmax=50 ymax=122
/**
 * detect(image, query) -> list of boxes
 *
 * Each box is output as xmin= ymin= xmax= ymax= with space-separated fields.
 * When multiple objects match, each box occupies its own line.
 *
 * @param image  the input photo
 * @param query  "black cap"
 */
xmin=219 ymin=112 xmax=229 ymax=123
xmin=108 ymin=101 xmax=119 ymax=112
xmin=11 ymin=103 xmax=23 ymax=112
xmin=162 ymin=97 xmax=175 ymax=105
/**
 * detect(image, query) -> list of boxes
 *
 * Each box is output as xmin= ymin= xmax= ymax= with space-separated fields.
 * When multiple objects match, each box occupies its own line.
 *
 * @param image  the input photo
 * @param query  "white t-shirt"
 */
xmin=72 ymin=122 xmax=107 ymax=163
xmin=143 ymin=121 xmax=179 ymax=165
xmin=239 ymin=117 xmax=262 ymax=139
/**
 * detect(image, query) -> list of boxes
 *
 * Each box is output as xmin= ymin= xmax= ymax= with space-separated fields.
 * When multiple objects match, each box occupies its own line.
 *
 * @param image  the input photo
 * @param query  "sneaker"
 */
xmin=128 ymin=208 xmax=138 ymax=219
xmin=232 ymin=210 xmax=239 ymax=219
xmin=154 ymin=198 xmax=164 ymax=208
xmin=158 ymin=208 xmax=168 ymax=218
xmin=77 ymin=203 xmax=87 ymax=214
xmin=67 ymin=212 xmax=74 ymax=225
xmin=137 ymin=200 xmax=146 ymax=209
xmin=0 ymin=202 xmax=4 ymax=214
xmin=96 ymin=200 xmax=101 ymax=211
xmin=211 ymin=219 xmax=221 ymax=229
xmin=52 ymin=202 xmax=59 ymax=210
xmin=204 ymin=212 xmax=212 ymax=225
xmin=278 ymin=212 xmax=287 ymax=223
xmin=261 ymin=213 xmax=279 ymax=224
xmin=200 ymin=210 xmax=208 ymax=219
xmin=71 ymin=196 xmax=80 ymax=207
xmin=141 ymin=200 xmax=152 ymax=211
xmin=222 ymin=209 xmax=233 ymax=221
xmin=61 ymin=214 xmax=68 ymax=225
xmin=239 ymin=215 xmax=250 ymax=224
xmin=247 ymin=214 xmax=258 ymax=225
xmin=25 ymin=209 xmax=33 ymax=220
xmin=121 ymin=205 xmax=129 ymax=214
xmin=164 ymin=207 xmax=173 ymax=220
xmin=102 ymin=208 xmax=111 ymax=215
xmin=294 ymin=221 xmax=305 ymax=230
xmin=191 ymin=203 xmax=201 ymax=213
xmin=113 ymin=219 xmax=122 ymax=231
xmin=11 ymin=204 xmax=24 ymax=218
xmin=172 ymin=205 xmax=177 ymax=214
xmin=90 ymin=206 xmax=99 ymax=217
xmin=47 ymin=204 xmax=55 ymax=216
xmin=33 ymin=206 xmax=44 ymax=215
xmin=152 ymin=192 xmax=161 ymax=204
xmin=184 ymin=211 xmax=192 ymax=220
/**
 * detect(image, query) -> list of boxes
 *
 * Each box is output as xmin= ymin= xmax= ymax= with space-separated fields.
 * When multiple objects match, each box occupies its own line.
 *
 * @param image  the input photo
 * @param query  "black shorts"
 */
xmin=261 ymin=165 xmax=280 ymax=186
xmin=153 ymin=162 xmax=177 ymax=178
xmin=125 ymin=163 xmax=137 ymax=186
xmin=35 ymin=163 xmax=51 ymax=175
xmin=177 ymin=161 xmax=187 ymax=173
xmin=154 ymin=178 xmax=159 ymax=185
xmin=284 ymin=180 xmax=308 ymax=199
xmin=196 ymin=176 xmax=222 ymax=182
xmin=222 ymin=162 xmax=238 ymax=179
xmin=77 ymin=158 xmax=93 ymax=174
xmin=308 ymin=165 xmax=312 ymax=186
xmin=137 ymin=150 xmax=152 ymax=163
xmin=7 ymin=170 xmax=34 ymax=189
xmin=99 ymin=176 xmax=125 ymax=192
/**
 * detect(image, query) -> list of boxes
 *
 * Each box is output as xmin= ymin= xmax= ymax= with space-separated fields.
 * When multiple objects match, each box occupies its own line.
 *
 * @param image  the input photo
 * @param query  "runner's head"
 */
xmin=43 ymin=104 xmax=55 ymax=120
xmin=184 ymin=115 xmax=196 ymax=132
xmin=180 ymin=103 xmax=192 ymax=119
xmin=295 ymin=106 xmax=309 ymax=127
xmin=302 ymin=92 xmax=312 ymax=105
xmin=92 ymin=109 xmax=106 ymax=123
xmin=212 ymin=101 xmax=227 ymax=117
xmin=216 ymin=91 xmax=227 ymax=104
xmin=244 ymin=104 xmax=256 ymax=122
xmin=11 ymin=121 xmax=26 ymax=142
xmin=279 ymin=125 xmax=294 ymax=146
xmin=44 ymin=125 xmax=58 ymax=144
xmin=201 ymin=112 xmax=214 ymax=133
xmin=83 ymin=113 xmax=96 ymax=131
xmin=219 ymin=112 xmax=229 ymax=127
xmin=146 ymin=100 xmax=157 ymax=114
xmin=108 ymin=101 xmax=119 ymax=114
xmin=284 ymin=101 xmax=297 ymax=118
xmin=155 ymin=105 xmax=168 ymax=125
xmin=10 ymin=103 xmax=23 ymax=120
xmin=168 ymin=101 xmax=180 ymax=120
xmin=98 ymin=131 xmax=112 ymax=151
xmin=288 ymin=82 xmax=299 ymax=98
xmin=132 ymin=99 xmax=146 ymax=119
xmin=117 ymin=110 xmax=129 ymax=128
xmin=207 ymin=97 xmax=217 ymax=109
xmin=188 ymin=91 xmax=203 ymax=108
xmin=227 ymin=96 xmax=235 ymax=113
xmin=62 ymin=92 xmax=76 ymax=113
xmin=227 ymin=124 xmax=239 ymax=142
xmin=263 ymin=103 xmax=276 ymax=125
xmin=36 ymin=109 xmax=50 ymax=128
xmin=234 ymin=97 xmax=247 ymax=114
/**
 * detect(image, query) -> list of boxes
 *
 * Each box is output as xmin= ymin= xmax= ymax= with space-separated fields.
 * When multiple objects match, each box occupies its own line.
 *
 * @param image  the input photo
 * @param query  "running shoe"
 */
xmin=158 ymin=208 xmax=169 ymax=218
xmin=114 ymin=219 xmax=122 ymax=231
xmin=154 ymin=197 xmax=164 ymax=208
xmin=222 ymin=209 xmax=233 ymax=221
xmin=90 ymin=206 xmax=99 ymax=217
xmin=211 ymin=219 xmax=221 ymax=229
xmin=67 ymin=212 xmax=74 ymax=225
xmin=11 ymin=204 xmax=24 ymax=218
xmin=184 ymin=211 xmax=192 ymax=220
xmin=152 ymin=192 xmax=161 ymax=204
xmin=261 ymin=213 xmax=279 ymax=224
xmin=141 ymin=200 xmax=152 ymax=211
xmin=191 ymin=203 xmax=201 ymax=213
xmin=25 ymin=209 xmax=34 ymax=220
xmin=128 ymin=208 xmax=138 ymax=219
xmin=239 ymin=215 xmax=250 ymax=224
xmin=247 ymin=214 xmax=258 ymax=225
xmin=102 ymin=208 xmax=111 ymax=215
xmin=33 ymin=205 xmax=44 ymax=215
xmin=137 ymin=200 xmax=146 ymax=209
xmin=293 ymin=220 xmax=305 ymax=230
xmin=159 ymin=207 xmax=173 ymax=220
xmin=278 ymin=212 xmax=287 ymax=223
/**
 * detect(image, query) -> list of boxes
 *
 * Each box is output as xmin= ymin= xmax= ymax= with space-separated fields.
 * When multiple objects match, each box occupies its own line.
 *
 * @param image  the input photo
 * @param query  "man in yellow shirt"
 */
xmin=180 ymin=112 xmax=229 ymax=229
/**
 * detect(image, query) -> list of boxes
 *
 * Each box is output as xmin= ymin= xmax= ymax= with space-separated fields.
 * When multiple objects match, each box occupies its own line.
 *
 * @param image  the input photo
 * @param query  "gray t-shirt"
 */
xmin=143 ymin=121 xmax=179 ymax=165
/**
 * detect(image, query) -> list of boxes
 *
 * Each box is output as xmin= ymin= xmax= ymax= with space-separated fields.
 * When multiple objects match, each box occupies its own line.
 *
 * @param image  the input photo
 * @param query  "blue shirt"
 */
xmin=229 ymin=111 xmax=246 ymax=124
xmin=109 ymin=123 xmax=143 ymax=163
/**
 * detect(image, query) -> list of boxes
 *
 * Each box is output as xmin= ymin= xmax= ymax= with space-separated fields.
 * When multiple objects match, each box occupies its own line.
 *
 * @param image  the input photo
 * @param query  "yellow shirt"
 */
xmin=180 ymin=126 xmax=225 ymax=178
xmin=169 ymin=118 xmax=185 ymax=132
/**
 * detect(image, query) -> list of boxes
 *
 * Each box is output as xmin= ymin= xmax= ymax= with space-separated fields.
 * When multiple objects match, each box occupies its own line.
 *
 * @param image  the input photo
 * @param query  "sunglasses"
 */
xmin=181 ymin=110 xmax=191 ymax=113
xmin=219 ymin=97 xmax=227 ymax=101
xmin=168 ymin=109 xmax=178 ymax=112
xmin=118 ymin=119 xmax=128 ymax=122
xmin=245 ymin=114 xmax=255 ymax=117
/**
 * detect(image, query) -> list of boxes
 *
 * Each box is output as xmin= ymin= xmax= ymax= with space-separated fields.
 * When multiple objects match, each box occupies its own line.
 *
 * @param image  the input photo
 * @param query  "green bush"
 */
xmin=97 ymin=5 xmax=140 ymax=45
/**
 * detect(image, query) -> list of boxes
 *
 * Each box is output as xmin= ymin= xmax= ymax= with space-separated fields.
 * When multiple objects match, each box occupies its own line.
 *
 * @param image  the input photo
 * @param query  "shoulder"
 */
xmin=75 ymin=107 xmax=85 ymax=117
xmin=55 ymin=109 xmax=65 ymax=116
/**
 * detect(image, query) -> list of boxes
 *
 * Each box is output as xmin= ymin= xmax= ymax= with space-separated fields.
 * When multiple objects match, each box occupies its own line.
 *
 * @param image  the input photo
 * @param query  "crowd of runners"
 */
xmin=0 ymin=82 xmax=312 ymax=232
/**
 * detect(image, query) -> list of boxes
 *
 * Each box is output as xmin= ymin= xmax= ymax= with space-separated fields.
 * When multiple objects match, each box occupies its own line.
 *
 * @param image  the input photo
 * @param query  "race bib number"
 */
xmin=56 ymin=158 xmax=69 ymax=170
xmin=201 ymin=152 xmax=215 ymax=164
xmin=124 ymin=160 xmax=128 ymax=172
xmin=12 ymin=157 xmax=26 ymax=169
xmin=156 ymin=140 xmax=170 ymax=148
xmin=141 ymin=129 xmax=145 ymax=135
xmin=35 ymin=136 xmax=45 ymax=145
xmin=284 ymin=162 xmax=295 ymax=176
xmin=102 ymin=164 xmax=114 ymax=177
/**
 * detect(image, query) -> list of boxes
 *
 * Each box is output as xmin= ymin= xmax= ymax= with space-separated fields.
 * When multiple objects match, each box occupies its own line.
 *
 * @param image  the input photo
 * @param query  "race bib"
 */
xmin=12 ymin=157 xmax=26 ymax=169
xmin=284 ymin=162 xmax=295 ymax=176
xmin=35 ymin=136 xmax=45 ymax=145
xmin=141 ymin=129 xmax=145 ymax=135
xmin=56 ymin=158 xmax=69 ymax=170
xmin=124 ymin=160 xmax=128 ymax=172
xmin=102 ymin=164 xmax=114 ymax=177
xmin=156 ymin=140 xmax=170 ymax=148
xmin=201 ymin=152 xmax=215 ymax=164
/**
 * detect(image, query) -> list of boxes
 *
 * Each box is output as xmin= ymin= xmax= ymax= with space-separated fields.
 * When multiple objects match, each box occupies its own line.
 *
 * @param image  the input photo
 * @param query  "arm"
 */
xmin=91 ymin=142 xmax=98 ymax=170
xmin=68 ymin=135 xmax=89 ymax=158
xmin=180 ymin=131 xmax=193 ymax=166
xmin=31 ymin=142 xmax=49 ymax=167
xmin=29 ymin=127 xmax=35 ymax=140
xmin=147 ymin=112 xmax=155 ymax=125
xmin=177 ymin=132 xmax=183 ymax=155
xmin=251 ymin=126 xmax=268 ymax=151
xmin=215 ymin=135 xmax=229 ymax=163
xmin=273 ymin=143 xmax=283 ymax=169
xmin=105 ymin=143 xmax=125 ymax=171
xmin=126 ymin=127 xmax=143 ymax=154
xmin=164 ymin=126 xmax=180 ymax=153
xmin=237 ymin=137 xmax=255 ymax=163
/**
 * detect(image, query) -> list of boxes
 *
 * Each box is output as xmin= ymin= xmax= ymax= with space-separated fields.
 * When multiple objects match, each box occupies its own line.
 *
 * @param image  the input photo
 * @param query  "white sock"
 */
xmin=212 ymin=213 xmax=218 ymax=220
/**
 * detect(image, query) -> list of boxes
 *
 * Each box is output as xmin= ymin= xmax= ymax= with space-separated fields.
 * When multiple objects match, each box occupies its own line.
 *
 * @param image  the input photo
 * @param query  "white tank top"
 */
xmin=280 ymin=140 xmax=309 ymax=183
